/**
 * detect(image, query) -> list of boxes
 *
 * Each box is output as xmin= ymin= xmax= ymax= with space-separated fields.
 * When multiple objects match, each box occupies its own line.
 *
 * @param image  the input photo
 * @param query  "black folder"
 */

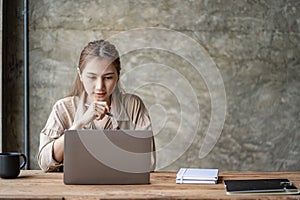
xmin=224 ymin=179 xmax=299 ymax=195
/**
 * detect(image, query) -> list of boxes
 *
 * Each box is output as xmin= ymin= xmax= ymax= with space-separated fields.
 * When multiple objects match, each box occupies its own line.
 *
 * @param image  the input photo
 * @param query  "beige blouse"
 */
xmin=38 ymin=92 xmax=155 ymax=172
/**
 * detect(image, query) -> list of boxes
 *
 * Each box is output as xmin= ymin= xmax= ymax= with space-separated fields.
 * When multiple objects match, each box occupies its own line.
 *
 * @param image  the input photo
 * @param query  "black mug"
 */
xmin=0 ymin=152 xmax=27 ymax=178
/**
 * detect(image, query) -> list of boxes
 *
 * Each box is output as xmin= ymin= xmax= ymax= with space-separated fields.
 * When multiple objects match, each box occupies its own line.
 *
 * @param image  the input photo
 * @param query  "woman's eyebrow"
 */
xmin=86 ymin=72 xmax=115 ymax=76
xmin=103 ymin=72 xmax=116 ymax=76
xmin=86 ymin=72 xmax=97 ymax=75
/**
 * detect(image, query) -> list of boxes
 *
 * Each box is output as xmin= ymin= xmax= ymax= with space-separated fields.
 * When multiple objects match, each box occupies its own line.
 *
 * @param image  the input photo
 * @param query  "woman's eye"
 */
xmin=87 ymin=76 xmax=96 ymax=79
xmin=105 ymin=76 xmax=113 ymax=80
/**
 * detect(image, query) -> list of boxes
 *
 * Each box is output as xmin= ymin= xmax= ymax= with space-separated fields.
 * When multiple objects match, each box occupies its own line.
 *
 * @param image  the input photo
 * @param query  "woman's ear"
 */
xmin=77 ymin=68 xmax=82 ymax=81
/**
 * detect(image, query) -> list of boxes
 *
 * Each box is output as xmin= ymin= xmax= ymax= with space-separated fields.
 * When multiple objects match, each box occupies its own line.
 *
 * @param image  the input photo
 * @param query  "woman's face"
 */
xmin=79 ymin=57 xmax=119 ymax=104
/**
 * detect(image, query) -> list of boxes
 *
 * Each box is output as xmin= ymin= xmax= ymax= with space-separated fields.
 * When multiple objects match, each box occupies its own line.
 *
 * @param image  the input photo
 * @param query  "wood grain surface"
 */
xmin=0 ymin=170 xmax=299 ymax=199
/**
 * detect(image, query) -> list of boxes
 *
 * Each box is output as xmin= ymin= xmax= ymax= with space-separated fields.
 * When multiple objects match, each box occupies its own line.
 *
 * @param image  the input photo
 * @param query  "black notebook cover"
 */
xmin=224 ymin=179 xmax=299 ymax=195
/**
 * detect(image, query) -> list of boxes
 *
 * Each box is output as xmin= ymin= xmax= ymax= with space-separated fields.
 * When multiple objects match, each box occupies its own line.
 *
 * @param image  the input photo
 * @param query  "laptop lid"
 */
xmin=63 ymin=129 xmax=152 ymax=185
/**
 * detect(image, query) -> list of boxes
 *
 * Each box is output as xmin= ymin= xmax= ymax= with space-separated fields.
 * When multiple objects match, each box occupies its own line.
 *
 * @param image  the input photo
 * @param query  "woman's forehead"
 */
xmin=84 ymin=57 xmax=117 ymax=74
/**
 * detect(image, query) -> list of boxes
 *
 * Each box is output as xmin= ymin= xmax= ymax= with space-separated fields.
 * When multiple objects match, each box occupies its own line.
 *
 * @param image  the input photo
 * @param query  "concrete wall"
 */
xmin=3 ymin=0 xmax=300 ymax=171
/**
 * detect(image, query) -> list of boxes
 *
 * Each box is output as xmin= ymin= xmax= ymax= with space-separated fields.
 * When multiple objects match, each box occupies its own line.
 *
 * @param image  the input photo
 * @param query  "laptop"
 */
xmin=63 ymin=129 xmax=152 ymax=185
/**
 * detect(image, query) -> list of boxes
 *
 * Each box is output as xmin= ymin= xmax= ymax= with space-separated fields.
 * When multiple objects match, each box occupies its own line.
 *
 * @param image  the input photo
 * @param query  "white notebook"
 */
xmin=176 ymin=168 xmax=219 ymax=184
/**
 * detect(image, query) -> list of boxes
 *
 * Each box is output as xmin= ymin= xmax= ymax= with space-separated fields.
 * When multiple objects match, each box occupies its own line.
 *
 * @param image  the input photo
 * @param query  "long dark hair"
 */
xmin=68 ymin=40 xmax=121 ymax=96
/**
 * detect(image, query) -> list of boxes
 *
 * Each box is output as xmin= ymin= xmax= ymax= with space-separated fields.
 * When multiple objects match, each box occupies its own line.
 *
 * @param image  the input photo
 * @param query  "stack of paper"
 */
xmin=176 ymin=168 xmax=219 ymax=184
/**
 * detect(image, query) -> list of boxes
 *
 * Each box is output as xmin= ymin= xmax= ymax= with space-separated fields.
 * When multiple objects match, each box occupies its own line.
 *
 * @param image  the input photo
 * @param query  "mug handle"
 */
xmin=19 ymin=153 xmax=27 ymax=169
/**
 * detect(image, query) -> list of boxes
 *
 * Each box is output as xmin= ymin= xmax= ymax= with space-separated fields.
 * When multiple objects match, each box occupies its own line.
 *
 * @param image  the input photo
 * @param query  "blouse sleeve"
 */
xmin=126 ymin=94 xmax=152 ymax=130
xmin=125 ymin=94 xmax=156 ymax=171
xmin=37 ymin=103 xmax=66 ymax=172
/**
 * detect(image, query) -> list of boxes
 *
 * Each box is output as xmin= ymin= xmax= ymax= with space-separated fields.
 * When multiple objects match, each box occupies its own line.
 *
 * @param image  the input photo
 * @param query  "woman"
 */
xmin=38 ymin=40 xmax=155 ymax=172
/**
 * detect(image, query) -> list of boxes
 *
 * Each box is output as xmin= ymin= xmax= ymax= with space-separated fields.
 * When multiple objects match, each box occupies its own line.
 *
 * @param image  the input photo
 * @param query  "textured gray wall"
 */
xmin=5 ymin=0 xmax=300 ymax=170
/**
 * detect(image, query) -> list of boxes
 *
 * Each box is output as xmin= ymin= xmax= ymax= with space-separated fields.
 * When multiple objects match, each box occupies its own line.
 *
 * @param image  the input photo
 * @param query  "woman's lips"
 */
xmin=95 ymin=92 xmax=106 ymax=98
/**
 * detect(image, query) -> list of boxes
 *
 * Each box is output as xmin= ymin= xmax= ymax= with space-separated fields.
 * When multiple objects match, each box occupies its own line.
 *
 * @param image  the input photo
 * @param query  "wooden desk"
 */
xmin=0 ymin=170 xmax=299 ymax=199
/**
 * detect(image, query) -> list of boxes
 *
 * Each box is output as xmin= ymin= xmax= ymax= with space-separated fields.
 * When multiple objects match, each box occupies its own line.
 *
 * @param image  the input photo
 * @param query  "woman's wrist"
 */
xmin=69 ymin=122 xmax=83 ymax=130
xmin=53 ymin=136 xmax=64 ymax=163
xmin=70 ymin=117 xmax=92 ymax=130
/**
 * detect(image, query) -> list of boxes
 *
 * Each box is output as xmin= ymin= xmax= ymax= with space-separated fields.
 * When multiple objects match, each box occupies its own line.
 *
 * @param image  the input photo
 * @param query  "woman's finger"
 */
xmin=95 ymin=101 xmax=110 ymax=112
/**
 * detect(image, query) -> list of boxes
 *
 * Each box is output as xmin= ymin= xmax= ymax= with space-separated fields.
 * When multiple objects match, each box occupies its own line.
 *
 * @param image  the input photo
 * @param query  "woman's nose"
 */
xmin=96 ymin=78 xmax=104 ymax=90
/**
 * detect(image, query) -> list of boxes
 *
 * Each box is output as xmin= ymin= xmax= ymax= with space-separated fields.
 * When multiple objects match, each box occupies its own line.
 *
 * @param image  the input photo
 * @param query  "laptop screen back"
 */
xmin=63 ymin=129 xmax=152 ymax=185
